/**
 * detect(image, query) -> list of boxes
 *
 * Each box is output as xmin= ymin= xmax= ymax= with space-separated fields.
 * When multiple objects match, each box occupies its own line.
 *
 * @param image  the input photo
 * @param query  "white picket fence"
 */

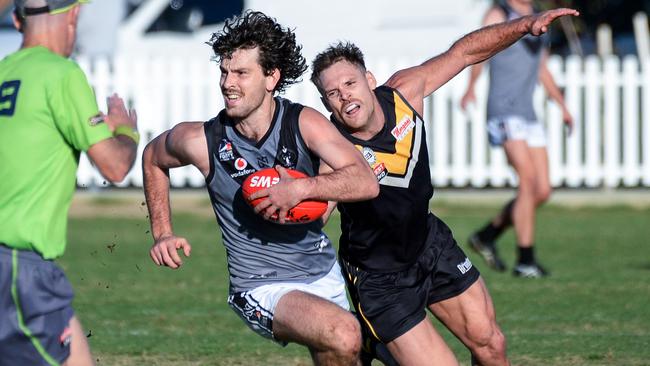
xmin=76 ymin=55 xmax=650 ymax=188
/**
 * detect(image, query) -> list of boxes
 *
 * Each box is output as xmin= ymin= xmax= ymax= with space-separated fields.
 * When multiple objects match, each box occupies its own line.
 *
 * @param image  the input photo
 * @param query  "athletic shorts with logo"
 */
xmin=227 ymin=261 xmax=349 ymax=345
xmin=0 ymin=244 xmax=75 ymax=366
xmin=340 ymin=214 xmax=480 ymax=343
xmin=487 ymin=115 xmax=547 ymax=147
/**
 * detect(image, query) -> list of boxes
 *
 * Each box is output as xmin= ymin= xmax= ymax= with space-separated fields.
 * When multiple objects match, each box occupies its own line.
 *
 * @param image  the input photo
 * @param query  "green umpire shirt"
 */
xmin=0 ymin=46 xmax=112 ymax=259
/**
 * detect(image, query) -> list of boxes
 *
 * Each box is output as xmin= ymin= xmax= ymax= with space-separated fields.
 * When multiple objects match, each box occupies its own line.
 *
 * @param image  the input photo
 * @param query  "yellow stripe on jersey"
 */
xmin=377 ymin=93 xmax=414 ymax=175
xmin=356 ymin=90 xmax=423 ymax=188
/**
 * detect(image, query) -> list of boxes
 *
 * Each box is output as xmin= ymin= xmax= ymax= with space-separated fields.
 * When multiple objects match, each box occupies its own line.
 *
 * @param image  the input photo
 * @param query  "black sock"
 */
xmin=517 ymin=246 xmax=535 ymax=265
xmin=477 ymin=222 xmax=504 ymax=243
xmin=477 ymin=200 xmax=515 ymax=243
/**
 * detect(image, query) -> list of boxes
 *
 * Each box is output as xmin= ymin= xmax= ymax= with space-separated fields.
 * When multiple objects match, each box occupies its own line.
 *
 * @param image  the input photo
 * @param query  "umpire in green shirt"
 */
xmin=0 ymin=1 xmax=138 ymax=365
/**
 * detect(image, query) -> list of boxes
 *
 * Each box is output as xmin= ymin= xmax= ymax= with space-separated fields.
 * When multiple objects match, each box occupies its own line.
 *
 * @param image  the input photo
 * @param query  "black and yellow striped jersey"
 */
xmin=333 ymin=85 xmax=434 ymax=272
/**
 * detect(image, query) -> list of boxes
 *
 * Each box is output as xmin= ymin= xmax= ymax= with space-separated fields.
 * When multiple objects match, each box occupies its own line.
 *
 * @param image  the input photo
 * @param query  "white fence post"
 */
xmin=450 ymin=76 xmax=469 ymax=187
xmin=643 ymin=58 xmax=650 ymax=186
xmin=603 ymin=56 xmax=622 ymax=188
xmin=546 ymin=57 xmax=562 ymax=187
xmin=468 ymin=72 xmax=488 ymax=188
xmin=560 ymin=57 xmax=582 ymax=188
xmin=623 ymin=56 xmax=641 ymax=186
xmin=583 ymin=57 xmax=602 ymax=187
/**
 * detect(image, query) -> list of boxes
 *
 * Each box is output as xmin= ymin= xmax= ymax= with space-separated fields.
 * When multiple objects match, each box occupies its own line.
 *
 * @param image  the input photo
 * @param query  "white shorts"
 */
xmin=227 ymin=261 xmax=349 ymax=344
xmin=487 ymin=115 xmax=547 ymax=147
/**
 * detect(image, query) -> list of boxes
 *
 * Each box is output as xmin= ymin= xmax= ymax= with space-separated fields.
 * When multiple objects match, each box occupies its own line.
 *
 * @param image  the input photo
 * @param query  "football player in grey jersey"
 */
xmin=142 ymin=11 xmax=378 ymax=366
xmin=461 ymin=0 xmax=575 ymax=279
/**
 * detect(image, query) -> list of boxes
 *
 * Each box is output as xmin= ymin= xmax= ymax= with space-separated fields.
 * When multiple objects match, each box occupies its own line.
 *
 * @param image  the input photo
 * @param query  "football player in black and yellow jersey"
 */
xmin=311 ymin=7 xmax=578 ymax=366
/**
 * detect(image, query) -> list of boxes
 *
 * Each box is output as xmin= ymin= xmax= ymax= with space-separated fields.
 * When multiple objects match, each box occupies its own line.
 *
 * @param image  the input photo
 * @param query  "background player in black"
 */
xmin=311 ymin=7 xmax=578 ymax=366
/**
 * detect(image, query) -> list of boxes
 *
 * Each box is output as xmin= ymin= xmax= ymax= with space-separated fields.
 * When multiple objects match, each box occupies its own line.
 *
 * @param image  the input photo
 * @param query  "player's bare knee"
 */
xmin=469 ymin=329 xmax=507 ymax=365
xmin=485 ymin=328 xmax=507 ymax=362
xmin=535 ymin=185 xmax=552 ymax=205
xmin=517 ymin=174 xmax=537 ymax=193
xmin=466 ymin=326 xmax=492 ymax=349
xmin=467 ymin=321 xmax=503 ymax=351
xmin=329 ymin=316 xmax=361 ymax=357
xmin=490 ymin=327 xmax=507 ymax=355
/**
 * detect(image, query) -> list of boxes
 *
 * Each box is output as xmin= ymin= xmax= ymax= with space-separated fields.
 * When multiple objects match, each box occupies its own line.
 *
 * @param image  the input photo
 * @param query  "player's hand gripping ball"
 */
xmin=242 ymin=168 xmax=327 ymax=224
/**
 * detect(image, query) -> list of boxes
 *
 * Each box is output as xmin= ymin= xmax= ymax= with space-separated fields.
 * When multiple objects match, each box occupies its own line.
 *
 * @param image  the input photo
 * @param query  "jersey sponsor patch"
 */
xmin=373 ymin=162 xmax=387 ymax=182
xmin=234 ymin=157 xmax=248 ymax=171
xmin=391 ymin=114 xmax=415 ymax=141
xmin=218 ymin=139 xmax=235 ymax=161
xmin=362 ymin=147 xmax=377 ymax=165
xmin=230 ymin=167 xmax=255 ymax=178
xmin=360 ymin=147 xmax=387 ymax=182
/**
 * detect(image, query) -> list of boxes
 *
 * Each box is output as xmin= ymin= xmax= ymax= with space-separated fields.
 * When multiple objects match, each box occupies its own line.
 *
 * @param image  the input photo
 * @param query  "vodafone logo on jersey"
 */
xmin=234 ymin=158 xmax=248 ymax=171
xmin=229 ymin=158 xmax=255 ymax=178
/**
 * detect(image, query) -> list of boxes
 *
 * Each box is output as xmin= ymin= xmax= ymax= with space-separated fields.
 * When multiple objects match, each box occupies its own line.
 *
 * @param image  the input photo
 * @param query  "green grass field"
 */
xmin=62 ymin=193 xmax=650 ymax=365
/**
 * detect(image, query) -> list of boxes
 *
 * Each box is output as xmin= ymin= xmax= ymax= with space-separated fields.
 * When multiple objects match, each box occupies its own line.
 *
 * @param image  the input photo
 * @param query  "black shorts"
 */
xmin=340 ymin=215 xmax=480 ymax=343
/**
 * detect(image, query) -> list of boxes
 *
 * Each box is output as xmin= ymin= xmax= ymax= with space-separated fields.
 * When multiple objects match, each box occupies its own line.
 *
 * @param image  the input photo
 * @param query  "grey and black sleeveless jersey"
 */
xmin=203 ymin=97 xmax=336 ymax=293
xmin=487 ymin=2 xmax=548 ymax=121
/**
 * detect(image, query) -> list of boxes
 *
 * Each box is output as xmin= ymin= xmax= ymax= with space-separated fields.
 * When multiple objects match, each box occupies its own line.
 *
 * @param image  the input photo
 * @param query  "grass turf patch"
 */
xmin=61 ymin=197 xmax=650 ymax=365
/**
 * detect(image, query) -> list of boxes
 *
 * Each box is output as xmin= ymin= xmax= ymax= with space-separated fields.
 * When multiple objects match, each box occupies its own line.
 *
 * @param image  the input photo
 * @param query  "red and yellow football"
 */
xmin=241 ymin=167 xmax=327 ymax=224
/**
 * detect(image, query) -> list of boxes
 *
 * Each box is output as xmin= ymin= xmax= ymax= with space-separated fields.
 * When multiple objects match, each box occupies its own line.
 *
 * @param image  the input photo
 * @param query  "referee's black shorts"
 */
xmin=340 ymin=214 xmax=480 ymax=343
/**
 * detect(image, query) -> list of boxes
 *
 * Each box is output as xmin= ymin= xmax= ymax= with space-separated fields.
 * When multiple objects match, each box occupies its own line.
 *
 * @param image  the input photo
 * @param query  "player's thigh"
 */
xmin=529 ymin=147 xmax=551 ymax=195
xmin=502 ymin=140 xmax=537 ymax=183
xmin=386 ymin=318 xmax=459 ymax=366
xmin=63 ymin=316 xmax=94 ymax=366
xmin=229 ymin=262 xmax=352 ymax=347
xmin=273 ymin=290 xmax=360 ymax=349
xmin=428 ymin=278 xmax=498 ymax=343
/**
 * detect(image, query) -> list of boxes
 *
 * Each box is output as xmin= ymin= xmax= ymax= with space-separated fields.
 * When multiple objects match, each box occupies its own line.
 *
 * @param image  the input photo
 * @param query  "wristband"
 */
xmin=114 ymin=125 xmax=140 ymax=144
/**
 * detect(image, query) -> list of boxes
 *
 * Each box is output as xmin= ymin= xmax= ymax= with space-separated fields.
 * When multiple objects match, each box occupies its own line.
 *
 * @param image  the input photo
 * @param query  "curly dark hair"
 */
xmin=207 ymin=10 xmax=307 ymax=94
xmin=310 ymin=41 xmax=366 ymax=92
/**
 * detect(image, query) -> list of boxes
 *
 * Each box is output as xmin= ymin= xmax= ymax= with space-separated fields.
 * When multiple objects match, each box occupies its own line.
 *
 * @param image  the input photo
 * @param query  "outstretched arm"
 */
xmin=386 ymin=7 xmax=579 ymax=114
xmin=142 ymin=122 xmax=208 ymax=268
xmin=250 ymin=107 xmax=379 ymax=223
xmin=538 ymin=51 xmax=574 ymax=132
